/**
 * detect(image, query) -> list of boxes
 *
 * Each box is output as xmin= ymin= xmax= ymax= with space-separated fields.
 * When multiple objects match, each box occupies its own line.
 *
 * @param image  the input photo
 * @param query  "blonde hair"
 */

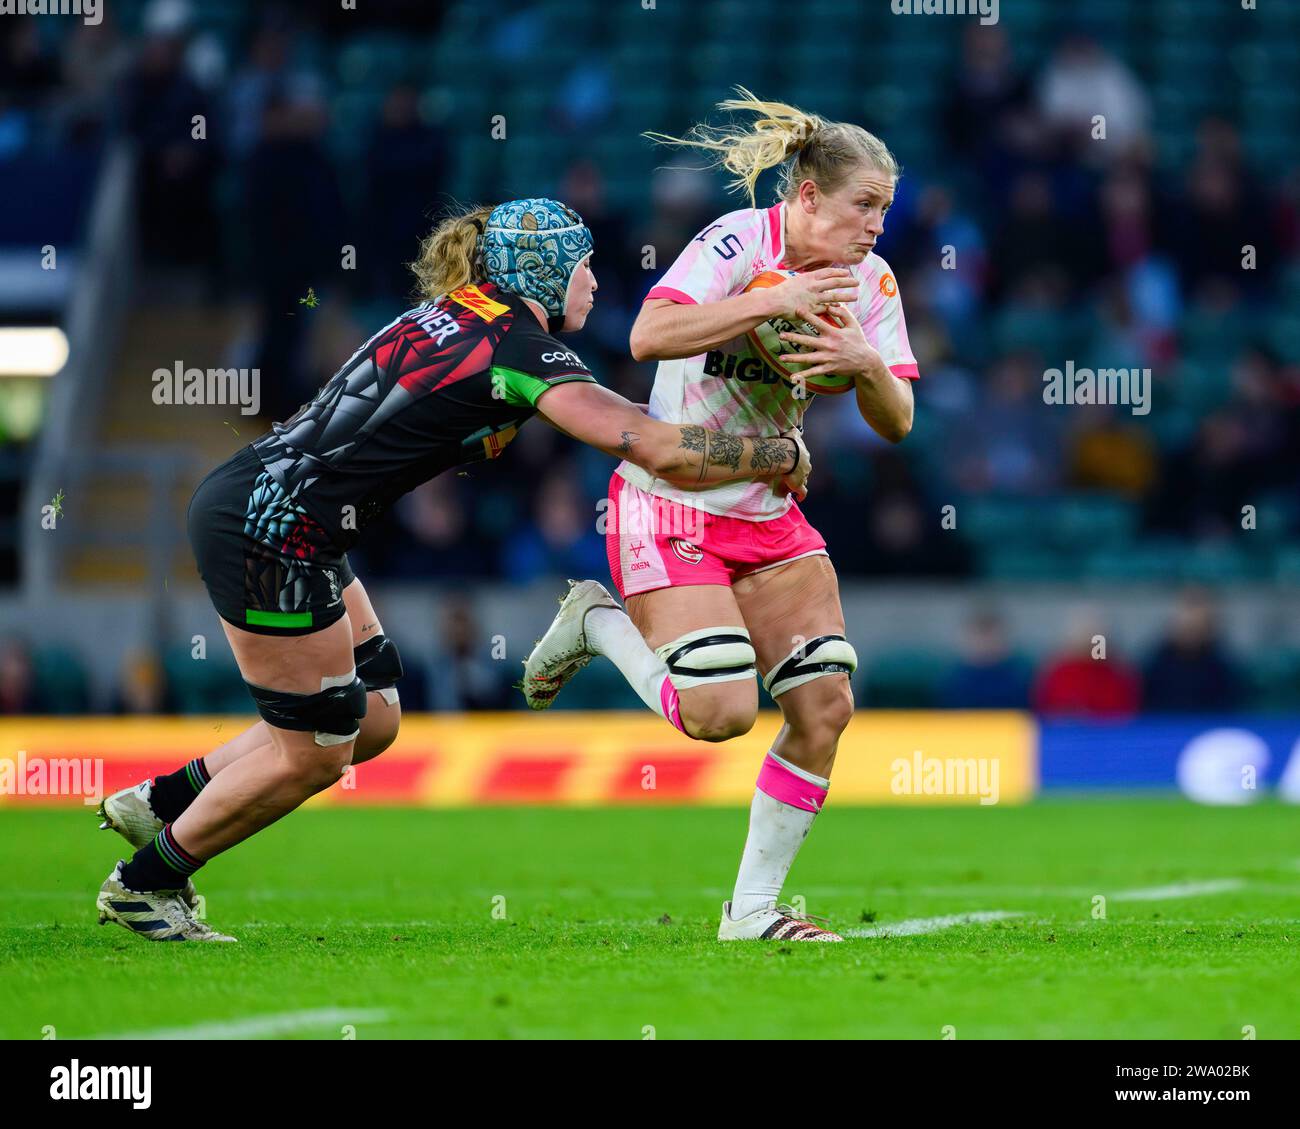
xmin=645 ymin=87 xmax=900 ymax=207
xmin=409 ymin=203 xmax=496 ymax=300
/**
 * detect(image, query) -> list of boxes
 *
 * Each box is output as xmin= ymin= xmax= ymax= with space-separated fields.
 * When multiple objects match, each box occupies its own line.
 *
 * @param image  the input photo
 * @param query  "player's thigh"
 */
xmin=733 ymin=555 xmax=846 ymax=668
xmin=626 ymin=583 xmax=758 ymax=737
xmin=342 ymin=574 xmax=384 ymax=642
xmin=220 ymin=614 xmax=355 ymax=694
xmin=732 ymin=555 xmax=854 ymax=734
xmin=219 ymin=616 xmax=359 ymax=775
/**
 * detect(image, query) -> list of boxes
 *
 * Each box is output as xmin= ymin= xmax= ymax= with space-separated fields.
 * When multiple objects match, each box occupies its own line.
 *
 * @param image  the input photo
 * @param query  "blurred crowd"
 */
xmin=1 ymin=1 xmax=1297 ymax=714
xmin=937 ymin=588 xmax=1244 ymax=715
xmin=3 ymin=2 xmax=1297 ymax=589
xmin=2 ymin=2 xmax=1300 ymax=582
xmin=0 ymin=586 xmax=1268 ymax=717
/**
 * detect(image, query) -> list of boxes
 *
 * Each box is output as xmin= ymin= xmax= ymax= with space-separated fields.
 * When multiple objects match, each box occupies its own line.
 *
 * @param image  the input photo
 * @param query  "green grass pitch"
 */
xmin=2 ymin=798 xmax=1298 ymax=1039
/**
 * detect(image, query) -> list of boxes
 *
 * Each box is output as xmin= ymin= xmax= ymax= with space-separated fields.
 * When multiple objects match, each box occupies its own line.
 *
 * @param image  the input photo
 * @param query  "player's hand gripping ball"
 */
xmin=743 ymin=270 xmax=857 ymax=395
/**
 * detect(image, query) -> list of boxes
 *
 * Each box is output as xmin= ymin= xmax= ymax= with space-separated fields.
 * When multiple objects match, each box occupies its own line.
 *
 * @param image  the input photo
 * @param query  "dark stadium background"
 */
xmin=0 ymin=0 xmax=1296 ymax=768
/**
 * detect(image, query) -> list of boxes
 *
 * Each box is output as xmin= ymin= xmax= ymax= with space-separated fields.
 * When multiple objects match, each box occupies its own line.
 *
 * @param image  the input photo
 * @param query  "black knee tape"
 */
xmin=762 ymin=634 xmax=858 ymax=699
xmin=354 ymin=634 xmax=403 ymax=692
xmin=246 ymin=675 xmax=368 ymax=739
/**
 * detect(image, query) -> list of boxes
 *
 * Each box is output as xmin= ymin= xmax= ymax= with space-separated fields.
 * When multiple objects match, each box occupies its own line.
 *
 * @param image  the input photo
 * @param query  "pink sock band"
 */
xmin=756 ymin=753 xmax=828 ymax=813
xmin=659 ymin=677 xmax=686 ymax=734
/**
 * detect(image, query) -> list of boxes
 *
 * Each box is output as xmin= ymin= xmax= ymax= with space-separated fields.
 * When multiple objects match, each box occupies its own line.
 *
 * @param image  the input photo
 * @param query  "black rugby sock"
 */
xmin=119 ymin=825 xmax=204 ymax=892
xmin=149 ymin=758 xmax=211 ymax=822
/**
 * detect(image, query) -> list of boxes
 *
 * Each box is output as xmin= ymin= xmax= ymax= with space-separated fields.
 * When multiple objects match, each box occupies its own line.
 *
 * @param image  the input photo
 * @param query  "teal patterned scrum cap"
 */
xmin=480 ymin=198 xmax=594 ymax=329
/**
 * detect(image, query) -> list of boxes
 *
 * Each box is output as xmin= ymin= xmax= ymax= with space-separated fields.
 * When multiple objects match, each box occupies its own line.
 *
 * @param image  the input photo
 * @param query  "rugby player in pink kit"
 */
xmin=524 ymin=91 xmax=918 ymax=942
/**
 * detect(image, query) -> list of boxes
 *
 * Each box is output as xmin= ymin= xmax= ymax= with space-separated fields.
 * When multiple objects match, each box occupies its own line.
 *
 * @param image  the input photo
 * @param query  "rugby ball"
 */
xmin=743 ymin=270 xmax=856 ymax=395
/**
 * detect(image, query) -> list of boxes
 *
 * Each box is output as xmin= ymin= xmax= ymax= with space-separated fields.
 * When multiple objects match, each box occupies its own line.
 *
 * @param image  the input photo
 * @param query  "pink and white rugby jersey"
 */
xmin=616 ymin=201 xmax=919 ymax=520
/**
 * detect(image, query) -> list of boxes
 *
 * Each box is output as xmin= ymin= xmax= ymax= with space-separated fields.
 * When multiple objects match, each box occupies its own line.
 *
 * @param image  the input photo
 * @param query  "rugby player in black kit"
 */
xmin=94 ymin=198 xmax=811 ymax=941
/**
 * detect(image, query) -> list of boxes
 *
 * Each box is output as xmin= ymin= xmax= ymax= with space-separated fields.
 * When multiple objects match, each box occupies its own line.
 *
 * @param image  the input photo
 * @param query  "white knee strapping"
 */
xmin=655 ymin=626 xmax=756 ymax=691
xmin=762 ymin=635 xmax=857 ymax=699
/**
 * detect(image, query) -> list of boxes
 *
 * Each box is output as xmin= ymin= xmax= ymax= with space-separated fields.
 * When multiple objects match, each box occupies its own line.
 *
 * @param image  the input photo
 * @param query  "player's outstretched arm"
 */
xmin=629 ymin=268 xmax=859 ymax=361
xmin=536 ymin=382 xmax=810 ymax=496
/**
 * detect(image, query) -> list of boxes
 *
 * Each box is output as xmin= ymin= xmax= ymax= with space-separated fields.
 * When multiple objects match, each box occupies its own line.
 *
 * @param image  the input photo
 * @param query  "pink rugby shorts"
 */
xmin=605 ymin=470 xmax=828 ymax=598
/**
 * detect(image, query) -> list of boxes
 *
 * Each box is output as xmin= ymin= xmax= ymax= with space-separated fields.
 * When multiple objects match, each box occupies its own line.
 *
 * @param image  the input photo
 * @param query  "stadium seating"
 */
xmin=3 ymin=0 xmax=1298 ymax=716
xmin=161 ymin=644 xmax=250 ymax=715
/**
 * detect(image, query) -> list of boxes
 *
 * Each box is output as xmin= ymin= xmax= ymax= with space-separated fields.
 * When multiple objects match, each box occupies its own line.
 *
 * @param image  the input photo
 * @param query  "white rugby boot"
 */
xmin=521 ymin=579 xmax=620 ymax=710
xmin=96 ymin=781 xmax=199 ymax=908
xmin=717 ymin=900 xmax=843 ymax=942
xmin=96 ymin=861 xmax=236 ymax=942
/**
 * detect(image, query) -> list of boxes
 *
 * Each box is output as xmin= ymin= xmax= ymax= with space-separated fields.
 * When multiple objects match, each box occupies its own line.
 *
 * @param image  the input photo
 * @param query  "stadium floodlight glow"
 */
xmin=0 ymin=327 xmax=70 ymax=377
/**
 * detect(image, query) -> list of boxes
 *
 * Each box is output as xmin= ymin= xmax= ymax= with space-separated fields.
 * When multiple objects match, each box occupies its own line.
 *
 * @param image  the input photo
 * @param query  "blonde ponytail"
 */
xmin=645 ymin=87 xmax=900 ymax=207
xmin=410 ymin=203 xmax=496 ymax=301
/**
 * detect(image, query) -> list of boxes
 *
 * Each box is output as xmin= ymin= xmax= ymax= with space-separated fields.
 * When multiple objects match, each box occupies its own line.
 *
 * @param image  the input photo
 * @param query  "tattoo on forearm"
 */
xmin=617 ymin=430 xmax=640 ymax=455
xmin=709 ymin=432 xmax=743 ymax=471
xmin=678 ymin=425 xmax=707 ymax=455
xmin=749 ymin=437 xmax=789 ymax=474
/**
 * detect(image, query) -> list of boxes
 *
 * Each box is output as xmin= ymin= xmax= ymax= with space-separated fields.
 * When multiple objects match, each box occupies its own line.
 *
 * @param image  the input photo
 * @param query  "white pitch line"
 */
xmin=843 ymin=878 xmax=1248 ymax=937
xmin=1109 ymin=879 xmax=1245 ymax=902
xmin=95 ymin=1007 xmax=391 ymax=1041
xmin=845 ymin=910 xmax=1025 ymax=938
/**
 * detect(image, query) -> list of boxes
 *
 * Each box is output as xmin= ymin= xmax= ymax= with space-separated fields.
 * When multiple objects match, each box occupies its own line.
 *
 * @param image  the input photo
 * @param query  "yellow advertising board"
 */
xmin=0 ymin=711 xmax=1035 ymax=807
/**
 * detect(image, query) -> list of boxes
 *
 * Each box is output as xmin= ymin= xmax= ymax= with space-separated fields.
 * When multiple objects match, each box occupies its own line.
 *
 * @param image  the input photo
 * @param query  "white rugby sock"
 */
xmin=729 ymin=751 xmax=831 ymax=920
xmin=585 ymin=606 xmax=682 ymax=729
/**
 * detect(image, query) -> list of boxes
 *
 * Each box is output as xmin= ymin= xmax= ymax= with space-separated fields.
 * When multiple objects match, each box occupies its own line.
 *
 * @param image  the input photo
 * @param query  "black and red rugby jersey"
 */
xmin=249 ymin=282 xmax=596 ymax=549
